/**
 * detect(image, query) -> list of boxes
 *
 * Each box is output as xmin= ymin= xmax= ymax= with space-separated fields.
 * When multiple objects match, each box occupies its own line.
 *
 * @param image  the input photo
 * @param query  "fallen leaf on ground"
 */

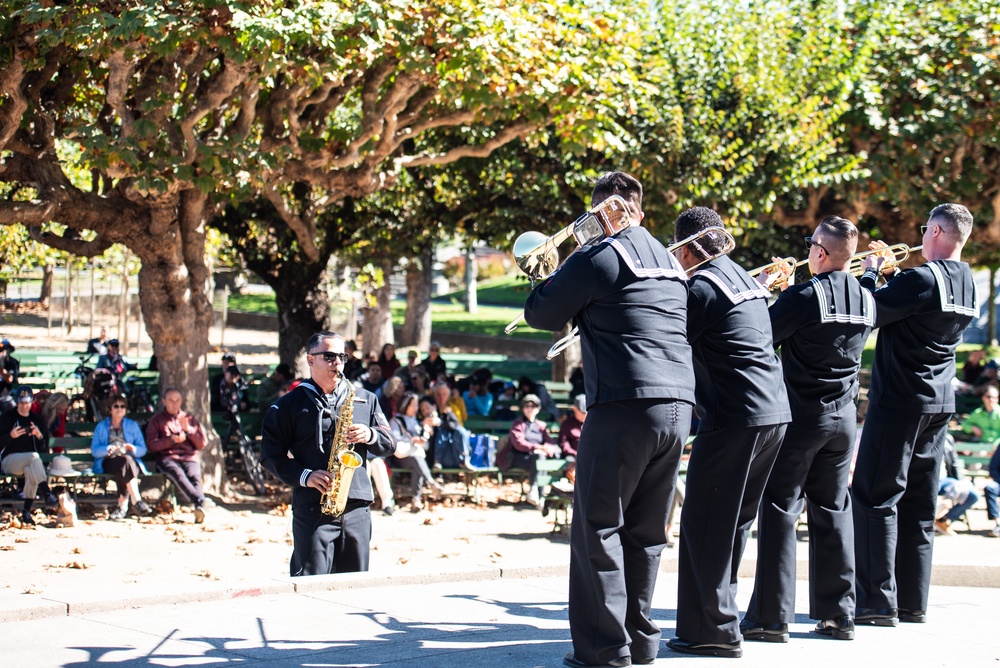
xmin=397 ymin=557 xmax=409 ymax=564
xmin=71 ymin=547 xmax=82 ymax=554
xmin=23 ymin=586 xmax=41 ymax=594
xmin=0 ymin=545 xmax=13 ymax=551
xmin=15 ymin=538 xmax=28 ymax=544
xmin=192 ymin=570 xmax=220 ymax=580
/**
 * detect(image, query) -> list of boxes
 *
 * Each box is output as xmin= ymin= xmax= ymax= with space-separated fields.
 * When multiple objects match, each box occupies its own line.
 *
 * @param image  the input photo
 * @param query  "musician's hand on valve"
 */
xmin=307 ymin=470 xmax=332 ymax=493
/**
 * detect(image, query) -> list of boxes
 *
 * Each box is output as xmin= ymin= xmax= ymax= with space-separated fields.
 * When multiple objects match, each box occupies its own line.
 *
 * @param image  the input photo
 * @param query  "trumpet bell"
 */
xmin=513 ymin=230 xmax=560 ymax=280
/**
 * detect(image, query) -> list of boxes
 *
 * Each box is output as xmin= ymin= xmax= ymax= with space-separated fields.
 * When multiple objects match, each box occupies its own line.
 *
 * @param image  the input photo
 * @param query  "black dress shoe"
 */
xmin=563 ymin=651 xmax=631 ymax=667
xmin=667 ymin=637 xmax=742 ymax=658
xmin=899 ymin=609 xmax=926 ymax=623
xmin=814 ymin=616 xmax=855 ymax=640
xmin=856 ymin=607 xmax=898 ymax=626
xmin=739 ymin=618 xmax=789 ymax=643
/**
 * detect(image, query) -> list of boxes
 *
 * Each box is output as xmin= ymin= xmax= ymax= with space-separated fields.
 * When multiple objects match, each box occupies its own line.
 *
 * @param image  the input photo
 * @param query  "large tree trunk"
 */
xmin=274 ymin=268 xmax=332 ymax=377
xmin=136 ymin=191 xmax=223 ymax=495
xmin=360 ymin=267 xmax=394 ymax=358
xmin=399 ymin=246 xmax=434 ymax=349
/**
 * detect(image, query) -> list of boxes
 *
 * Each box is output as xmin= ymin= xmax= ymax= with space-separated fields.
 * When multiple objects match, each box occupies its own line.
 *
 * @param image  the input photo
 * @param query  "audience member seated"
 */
xmin=376 ymin=376 xmax=405 ymax=419
xmin=960 ymin=385 xmax=1000 ymax=443
xmin=961 ymin=349 xmax=988 ymax=387
xmin=37 ymin=391 xmax=69 ymax=438
xmin=359 ymin=360 xmax=383 ymax=393
xmin=97 ymin=338 xmax=135 ymax=393
xmin=377 ymin=343 xmax=402 ymax=382
xmin=407 ymin=366 xmax=431 ymax=396
xmin=257 ymin=363 xmax=292 ymax=411
xmin=969 ymin=359 xmax=999 ymax=397
xmin=91 ymin=393 xmax=152 ymax=519
xmin=492 ymin=381 xmax=518 ymax=420
xmin=508 ymin=393 xmax=560 ymax=507
xmin=419 ymin=395 xmax=466 ymax=468
xmin=518 ymin=376 xmax=559 ymax=419
xmin=569 ymin=361 xmax=585 ymax=399
xmin=463 ymin=373 xmax=494 ymax=417
xmin=558 ymin=394 xmax=588 ymax=484
xmin=220 ymin=365 xmax=250 ymax=416
xmin=432 ymin=381 xmax=466 ymax=426
xmin=0 ymin=388 xmax=55 ymax=524
xmin=86 ymin=326 xmax=109 ymax=356
xmin=368 ymin=453 xmax=395 ymax=516
xmin=0 ymin=338 xmax=20 ymax=414
xmin=935 ymin=436 xmax=979 ymax=536
xmin=343 ymin=340 xmax=364 ymax=381
xmin=984 ymin=447 xmax=1000 ymax=538
xmin=146 ymin=388 xmax=208 ymax=523
xmin=388 ymin=392 xmax=442 ymax=511
xmin=210 ymin=352 xmax=237 ymax=411
xmin=420 ymin=341 xmax=448 ymax=383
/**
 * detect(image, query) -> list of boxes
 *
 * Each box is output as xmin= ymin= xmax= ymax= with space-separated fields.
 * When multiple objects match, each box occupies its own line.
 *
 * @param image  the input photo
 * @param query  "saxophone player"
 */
xmin=261 ymin=331 xmax=395 ymax=575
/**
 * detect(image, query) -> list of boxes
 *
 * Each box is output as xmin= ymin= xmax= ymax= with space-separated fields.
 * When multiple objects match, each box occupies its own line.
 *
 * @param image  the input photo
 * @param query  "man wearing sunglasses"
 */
xmin=743 ymin=216 xmax=875 ymax=644
xmin=260 ymin=331 xmax=394 ymax=576
xmin=852 ymin=203 xmax=977 ymax=627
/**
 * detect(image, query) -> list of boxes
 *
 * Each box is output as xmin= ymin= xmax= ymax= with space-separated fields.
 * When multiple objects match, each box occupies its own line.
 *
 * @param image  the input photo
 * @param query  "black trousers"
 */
xmin=569 ymin=399 xmax=691 ymax=666
xmin=103 ymin=454 xmax=140 ymax=499
xmin=851 ymin=405 xmax=948 ymax=613
xmin=156 ymin=458 xmax=205 ymax=506
xmin=675 ymin=422 xmax=786 ymax=645
xmin=290 ymin=500 xmax=371 ymax=576
xmin=746 ymin=402 xmax=856 ymax=623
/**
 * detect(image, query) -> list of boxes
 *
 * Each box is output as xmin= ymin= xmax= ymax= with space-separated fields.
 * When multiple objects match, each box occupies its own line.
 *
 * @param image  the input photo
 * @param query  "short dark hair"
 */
xmin=306 ymin=331 xmax=341 ymax=354
xmin=275 ymin=363 xmax=292 ymax=378
xmin=929 ymin=203 xmax=973 ymax=242
xmin=592 ymin=171 xmax=643 ymax=215
xmin=674 ymin=207 xmax=727 ymax=256
xmin=816 ymin=215 xmax=859 ymax=262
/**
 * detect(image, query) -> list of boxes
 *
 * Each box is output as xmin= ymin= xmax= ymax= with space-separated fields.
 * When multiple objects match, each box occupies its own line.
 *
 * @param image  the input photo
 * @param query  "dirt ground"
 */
xmin=0 ymin=309 xmax=572 ymax=604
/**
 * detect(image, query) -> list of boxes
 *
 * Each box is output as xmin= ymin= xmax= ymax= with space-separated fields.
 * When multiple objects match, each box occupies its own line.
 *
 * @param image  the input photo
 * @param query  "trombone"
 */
xmin=544 ymin=226 xmax=738 ymax=360
xmin=848 ymin=243 xmax=922 ymax=276
xmin=504 ymin=195 xmax=634 ymax=334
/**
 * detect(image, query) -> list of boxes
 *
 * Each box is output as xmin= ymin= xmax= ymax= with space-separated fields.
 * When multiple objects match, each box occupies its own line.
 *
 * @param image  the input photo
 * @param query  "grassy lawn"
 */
xmin=438 ymin=275 xmax=535 ymax=307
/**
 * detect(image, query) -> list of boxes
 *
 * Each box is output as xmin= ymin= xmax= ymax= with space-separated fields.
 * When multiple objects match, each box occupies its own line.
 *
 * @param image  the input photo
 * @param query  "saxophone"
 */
xmin=320 ymin=382 xmax=363 ymax=517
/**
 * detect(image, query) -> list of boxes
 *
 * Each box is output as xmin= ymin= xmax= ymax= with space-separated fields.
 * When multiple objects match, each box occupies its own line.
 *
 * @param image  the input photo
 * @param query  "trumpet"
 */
xmin=848 ymin=243 xmax=922 ymax=276
xmin=505 ymin=195 xmax=634 ymax=334
xmin=544 ymin=226 xmax=737 ymax=360
xmin=749 ymin=257 xmax=805 ymax=291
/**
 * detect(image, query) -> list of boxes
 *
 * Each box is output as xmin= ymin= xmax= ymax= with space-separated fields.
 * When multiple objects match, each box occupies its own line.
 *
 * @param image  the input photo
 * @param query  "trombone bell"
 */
xmin=512 ymin=230 xmax=562 ymax=281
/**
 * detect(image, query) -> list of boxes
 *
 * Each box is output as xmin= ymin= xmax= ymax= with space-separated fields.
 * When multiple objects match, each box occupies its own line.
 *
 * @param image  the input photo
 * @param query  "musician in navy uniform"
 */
xmin=742 ymin=216 xmax=875 ymax=644
xmin=852 ymin=203 xmax=977 ymax=626
xmin=260 ymin=332 xmax=394 ymax=576
xmin=667 ymin=207 xmax=790 ymax=659
xmin=525 ymin=171 xmax=695 ymax=668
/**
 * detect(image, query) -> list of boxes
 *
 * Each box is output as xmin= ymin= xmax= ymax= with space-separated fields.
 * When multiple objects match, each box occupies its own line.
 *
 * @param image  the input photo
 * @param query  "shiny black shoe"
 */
xmin=740 ymin=619 xmax=789 ymax=643
xmin=814 ymin=616 xmax=855 ymax=640
xmin=667 ymin=637 xmax=742 ymax=658
xmin=899 ymin=609 xmax=926 ymax=623
xmin=563 ymin=651 xmax=631 ymax=667
xmin=856 ymin=607 xmax=898 ymax=626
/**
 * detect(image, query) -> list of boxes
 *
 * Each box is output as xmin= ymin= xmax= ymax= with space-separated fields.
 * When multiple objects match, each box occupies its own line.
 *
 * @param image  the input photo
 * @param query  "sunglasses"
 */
xmin=805 ymin=236 xmax=829 ymax=254
xmin=311 ymin=351 xmax=349 ymax=364
xmin=112 ymin=404 xmax=127 ymax=409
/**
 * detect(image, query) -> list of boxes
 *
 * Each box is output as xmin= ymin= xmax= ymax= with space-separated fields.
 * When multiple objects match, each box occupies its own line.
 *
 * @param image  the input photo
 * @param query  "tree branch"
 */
xmin=261 ymin=180 xmax=320 ymax=262
xmin=0 ymin=52 xmax=28 ymax=153
xmin=26 ymin=226 xmax=112 ymax=258
xmin=396 ymin=121 xmax=536 ymax=169
xmin=105 ymin=45 xmax=141 ymax=140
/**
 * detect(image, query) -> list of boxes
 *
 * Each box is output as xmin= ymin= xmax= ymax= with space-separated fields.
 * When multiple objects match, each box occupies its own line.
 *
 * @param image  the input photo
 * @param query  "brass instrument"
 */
xmin=749 ymin=257 xmax=806 ymax=291
xmin=319 ymin=382 xmax=363 ymax=517
xmin=544 ymin=226 xmax=738 ymax=360
xmin=848 ymin=243 xmax=922 ymax=276
xmin=505 ymin=196 xmax=634 ymax=334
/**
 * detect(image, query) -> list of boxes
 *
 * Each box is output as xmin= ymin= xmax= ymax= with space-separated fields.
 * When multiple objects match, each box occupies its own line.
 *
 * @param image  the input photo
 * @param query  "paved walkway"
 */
xmin=6 ymin=570 xmax=999 ymax=667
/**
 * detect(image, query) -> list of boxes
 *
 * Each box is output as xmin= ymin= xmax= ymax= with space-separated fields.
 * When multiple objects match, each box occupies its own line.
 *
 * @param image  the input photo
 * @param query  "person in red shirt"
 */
xmin=145 ymin=388 xmax=207 ymax=523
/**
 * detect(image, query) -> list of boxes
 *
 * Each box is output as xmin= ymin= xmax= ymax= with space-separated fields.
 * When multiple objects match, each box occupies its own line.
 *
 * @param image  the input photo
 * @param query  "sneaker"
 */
xmin=19 ymin=510 xmax=35 ymax=526
xmin=934 ymin=518 xmax=955 ymax=536
xmin=990 ymin=524 xmax=1000 ymax=538
xmin=131 ymin=500 xmax=154 ymax=517
xmin=193 ymin=506 xmax=206 ymax=524
xmin=109 ymin=504 xmax=127 ymax=520
xmin=382 ymin=504 xmax=395 ymax=516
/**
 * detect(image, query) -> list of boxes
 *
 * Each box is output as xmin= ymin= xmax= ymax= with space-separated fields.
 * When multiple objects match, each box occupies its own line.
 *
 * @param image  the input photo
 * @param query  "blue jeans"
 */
xmin=938 ymin=477 xmax=980 ymax=522
xmin=984 ymin=480 xmax=999 ymax=520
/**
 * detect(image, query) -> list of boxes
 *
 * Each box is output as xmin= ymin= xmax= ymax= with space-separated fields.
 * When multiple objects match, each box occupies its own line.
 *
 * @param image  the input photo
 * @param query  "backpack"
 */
xmin=433 ymin=425 xmax=470 ymax=469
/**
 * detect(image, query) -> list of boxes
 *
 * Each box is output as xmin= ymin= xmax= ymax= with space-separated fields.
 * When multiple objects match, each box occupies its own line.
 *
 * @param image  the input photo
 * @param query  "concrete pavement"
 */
xmin=6 ymin=568 xmax=999 ymax=667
